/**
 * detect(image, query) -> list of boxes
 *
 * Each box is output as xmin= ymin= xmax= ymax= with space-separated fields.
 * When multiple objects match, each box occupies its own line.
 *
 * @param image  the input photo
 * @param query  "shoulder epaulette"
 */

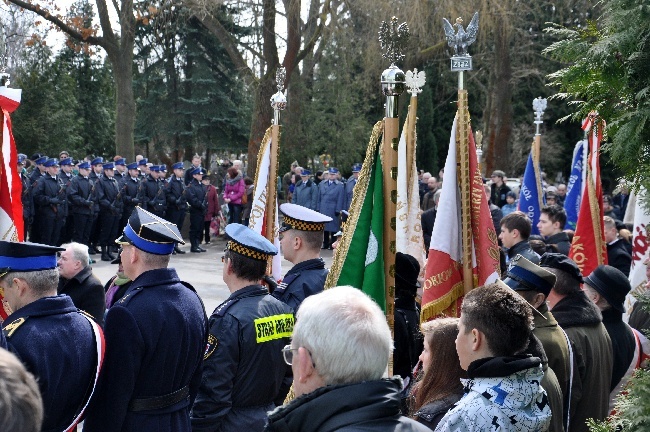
xmin=3 ymin=317 xmax=27 ymax=338
xmin=117 ymin=287 xmax=144 ymax=306
xmin=78 ymin=309 xmax=96 ymax=320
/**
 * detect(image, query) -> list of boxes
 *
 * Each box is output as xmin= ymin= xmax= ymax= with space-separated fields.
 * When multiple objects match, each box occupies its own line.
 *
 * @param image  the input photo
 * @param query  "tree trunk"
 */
xmin=247 ymin=73 xmax=276 ymax=177
xmin=484 ymin=24 xmax=513 ymax=176
xmin=109 ymin=51 xmax=136 ymax=161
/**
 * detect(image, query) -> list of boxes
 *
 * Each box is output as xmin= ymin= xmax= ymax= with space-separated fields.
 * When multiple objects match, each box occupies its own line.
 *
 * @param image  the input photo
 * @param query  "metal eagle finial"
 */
xmin=443 ymin=12 xmax=479 ymax=56
xmin=378 ymin=17 xmax=410 ymax=66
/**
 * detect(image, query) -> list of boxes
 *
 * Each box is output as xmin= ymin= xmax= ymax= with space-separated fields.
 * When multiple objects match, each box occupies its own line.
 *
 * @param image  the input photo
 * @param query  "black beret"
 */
xmin=539 ymin=252 xmax=583 ymax=282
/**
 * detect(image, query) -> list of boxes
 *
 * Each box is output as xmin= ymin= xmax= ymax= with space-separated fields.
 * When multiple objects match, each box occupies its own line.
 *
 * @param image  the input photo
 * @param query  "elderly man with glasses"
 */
xmin=191 ymin=223 xmax=294 ymax=432
xmin=265 ymin=286 xmax=430 ymax=432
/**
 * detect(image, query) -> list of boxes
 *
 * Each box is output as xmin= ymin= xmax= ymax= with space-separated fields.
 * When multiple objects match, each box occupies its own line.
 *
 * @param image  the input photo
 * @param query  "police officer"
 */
xmin=344 ymin=163 xmax=361 ymax=210
xmin=120 ymin=162 xmax=142 ymax=233
xmin=186 ymin=167 xmax=206 ymax=253
xmin=67 ymin=161 xmax=96 ymax=253
xmin=140 ymin=165 xmax=166 ymax=217
xmin=114 ymin=157 xmax=127 ymax=182
xmin=83 ymin=208 xmax=207 ymax=432
xmin=28 ymin=155 xmax=48 ymax=184
xmin=274 ymin=203 xmax=331 ymax=311
xmin=33 ymin=158 xmax=66 ymax=246
xmin=96 ymin=162 xmax=124 ymax=261
xmin=166 ymin=162 xmax=188 ymax=254
xmin=88 ymin=157 xmax=104 ymax=254
xmin=27 ymin=155 xmax=48 ymax=242
xmin=18 ymin=154 xmax=33 ymax=238
xmin=0 ymin=241 xmax=103 ymax=431
xmin=317 ymin=167 xmax=345 ymax=249
xmin=191 ymin=224 xmax=294 ymax=431
xmin=137 ymin=157 xmax=149 ymax=179
xmin=58 ymin=157 xmax=75 ymax=244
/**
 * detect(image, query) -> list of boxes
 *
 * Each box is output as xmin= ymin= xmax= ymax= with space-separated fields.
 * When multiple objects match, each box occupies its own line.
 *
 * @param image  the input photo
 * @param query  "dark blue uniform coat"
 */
xmin=83 ymin=268 xmax=207 ymax=432
xmin=3 ymin=295 xmax=97 ymax=432
xmin=272 ymin=258 xmax=328 ymax=312
xmin=191 ymin=285 xmax=294 ymax=432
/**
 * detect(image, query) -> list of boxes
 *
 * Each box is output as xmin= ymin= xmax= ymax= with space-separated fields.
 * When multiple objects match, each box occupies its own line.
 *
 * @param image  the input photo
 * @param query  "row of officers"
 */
xmin=19 ymin=155 xmax=211 ymax=257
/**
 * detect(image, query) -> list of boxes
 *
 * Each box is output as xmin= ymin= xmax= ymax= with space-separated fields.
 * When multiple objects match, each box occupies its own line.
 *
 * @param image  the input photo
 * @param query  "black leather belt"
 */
xmin=128 ymin=385 xmax=190 ymax=412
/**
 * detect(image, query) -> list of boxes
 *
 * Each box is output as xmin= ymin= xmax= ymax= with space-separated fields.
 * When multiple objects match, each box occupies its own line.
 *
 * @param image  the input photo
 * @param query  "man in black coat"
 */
xmin=83 ymin=208 xmax=206 ymax=432
xmin=57 ymin=242 xmax=106 ymax=326
xmin=67 ymin=161 xmax=96 ymax=253
xmin=490 ymin=169 xmax=511 ymax=207
xmin=140 ymin=165 xmax=166 ymax=217
xmin=166 ymin=162 xmax=188 ymax=254
xmin=32 ymin=158 xmax=66 ymax=246
xmin=96 ymin=162 xmax=124 ymax=261
xmin=57 ymin=157 xmax=75 ymax=245
xmin=538 ymin=205 xmax=571 ymax=256
xmin=18 ymin=155 xmax=33 ymax=237
xmin=604 ymin=216 xmax=632 ymax=276
xmin=88 ymin=157 xmax=104 ymax=253
xmin=185 ymin=167 xmax=207 ymax=253
xmin=120 ymin=162 xmax=142 ymax=233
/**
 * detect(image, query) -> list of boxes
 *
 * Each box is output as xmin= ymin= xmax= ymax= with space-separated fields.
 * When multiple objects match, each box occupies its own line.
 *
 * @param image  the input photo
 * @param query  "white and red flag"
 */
xmin=421 ymin=115 xmax=500 ymax=320
xmin=248 ymin=128 xmax=282 ymax=281
xmin=569 ymin=113 xmax=607 ymax=276
xmin=0 ymin=85 xmax=22 ymax=242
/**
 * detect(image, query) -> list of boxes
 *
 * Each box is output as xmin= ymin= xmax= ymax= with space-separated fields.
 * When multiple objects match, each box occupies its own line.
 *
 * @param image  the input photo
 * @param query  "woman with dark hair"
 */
xmin=241 ymin=177 xmax=254 ymax=226
xmin=223 ymin=166 xmax=245 ymax=224
xmin=410 ymin=318 xmax=467 ymax=430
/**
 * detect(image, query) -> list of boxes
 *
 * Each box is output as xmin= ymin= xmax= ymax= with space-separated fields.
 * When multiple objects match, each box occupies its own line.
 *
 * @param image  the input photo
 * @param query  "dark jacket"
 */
xmin=191 ymin=285 xmax=293 ymax=432
xmin=545 ymin=232 xmax=571 ymax=256
xmin=83 ymin=268 xmax=207 ymax=432
xmin=293 ymin=179 xmax=319 ymax=210
xmin=606 ymin=239 xmax=632 ymax=277
xmin=601 ymin=308 xmax=636 ymax=393
xmin=265 ymin=378 xmax=431 ymax=432
xmin=33 ymin=174 xmax=66 ymax=218
xmin=140 ymin=175 xmax=166 ymax=215
xmin=21 ymin=171 xmax=34 ymax=220
xmin=491 ymin=182 xmax=511 ymax=207
xmin=414 ymin=393 xmax=462 ymax=430
xmin=67 ymin=175 xmax=95 ymax=215
xmin=167 ymin=176 xmax=188 ymax=212
xmin=186 ymin=179 xmax=207 ymax=213
xmin=393 ymin=294 xmax=423 ymax=381
xmin=96 ymin=175 xmax=124 ymax=215
xmin=551 ymin=292 xmax=613 ymax=432
xmin=58 ymin=266 xmax=106 ymax=327
xmin=421 ymin=208 xmax=436 ymax=251
xmin=506 ymin=240 xmax=540 ymax=270
xmin=122 ymin=176 xmax=142 ymax=209
xmin=3 ymin=295 xmax=98 ymax=432
xmin=272 ymin=258 xmax=328 ymax=312
xmin=57 ymin=172 xmax=74 ymax=218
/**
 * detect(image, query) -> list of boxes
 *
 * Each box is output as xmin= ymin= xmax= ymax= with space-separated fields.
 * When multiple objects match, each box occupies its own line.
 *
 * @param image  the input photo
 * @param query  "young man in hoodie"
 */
xmin=435 ymin=282 xmax=551 ymax=432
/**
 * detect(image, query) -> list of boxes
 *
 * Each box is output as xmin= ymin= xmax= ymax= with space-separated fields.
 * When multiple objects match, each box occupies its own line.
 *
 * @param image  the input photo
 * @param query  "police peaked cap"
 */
xmin=190 ymin=166 xmax=203 ymax=176
xmin=225 ymin=223 xmax=277 ymax=261
xmin=103 ymin=162 xmax=115 ymax=170
xmin=172 ymin=162 xmax=184 ymax=170
xmin=59 ymin=157 xmax=73 ymax=166
xmin=504 ymin=254 xmax=556 ymax=297
xmin=138 ymin=158 xmax=148 ymax=166
xmin=117 ymin=207 xmax=185 ymax=255
xmin=126 ymin=162 xmax=139 ymax=170
xmin=43 ymin=158 xmax=59 ymax=167
xmin=114 ymin=158 xmax=126 ymax=166
xmin=279 ymin=203 xmax=331 ymax=233
xmin=0 ymin=241 xmax=64 ymax=277
xmin=91 ymin=157 xmax=104 ymax=166
xmin=34 ymin=156 xmax=49 ymax=165
xmin=78 ymin=161 xmax=91 ymax=170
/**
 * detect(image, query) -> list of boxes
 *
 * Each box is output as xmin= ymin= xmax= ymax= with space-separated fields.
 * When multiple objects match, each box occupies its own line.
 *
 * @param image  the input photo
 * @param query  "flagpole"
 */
xmin=379 ymin=17 xmax=409 ymax=374
xmin=405 ymin=70 xmax=423 ymax=183
xmin=533 ymin=97 xmax=547 ymax=211
xmin=448 ymin=14 xmax=479 ymax=295
xmin=267 ymin=67 xmax=286 ymax=243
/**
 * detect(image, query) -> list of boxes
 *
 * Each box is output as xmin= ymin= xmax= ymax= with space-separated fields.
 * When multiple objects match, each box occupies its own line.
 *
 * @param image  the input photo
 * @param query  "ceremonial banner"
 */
xmin=248 ymin=127 xmax=282 ymax=281
xmin=0 ymin=86 xmax=22 ymax=242
xmin=569 ymin=114 xmax=607 ymax=276
xmin=325 ymin=121 xmax=386 ymax=310
xmin=421 ymin=116 xmax=500 ymax=320
xmin=396 ymin=100 xmax=425 ymax=275
xmin=518 ymin=149 xmax=545 ymax=235
xmin=625 ymin=188 xmax=650 ymax=314
xmin=564 ymin=140 xmax=586 ymax=230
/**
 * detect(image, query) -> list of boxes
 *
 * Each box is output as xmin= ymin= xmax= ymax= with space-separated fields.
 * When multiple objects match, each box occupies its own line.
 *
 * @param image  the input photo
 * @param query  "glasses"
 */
xmin=282 ymin=345 xmax=316 ymax=368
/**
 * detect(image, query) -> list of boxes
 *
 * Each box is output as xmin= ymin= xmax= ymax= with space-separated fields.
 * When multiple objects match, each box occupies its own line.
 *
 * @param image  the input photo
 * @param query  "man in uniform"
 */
xmin=344 ymin=163 xmax=361 ymax=210
xmin=18 ymin=155 xmax=33 ymax=239
xmin=185 ymin=154 xmax=202 ymax=185
xmin=186 ymin=166 xmax=207 ymax=253
xmin=541 ymin=253 xmax=613 ymax=432
xmin=137 ymin=157 xmax=149 ymax=179
xmin=0 ymin=241 xmax=102 ymax=431
xmin=120 ymin=162 xmax=142 ymax=233
xmin=83 ymin=207 xmax=207 ymax=432
xmin=504 ymin=255 xmax=572 ymax=430
xmin=166 ymin=162 xmax=188 ymax=254
xmin=28 ymin=155 xmax=48 ymax=184
xmin=96 ymin=162 xmax=124 ymax=261
xmin=26 ymin=155 xmax=48 ymax=242
xmin=274 ymin=203 xmax=331 ymax=311
xmin=33 ymin=158 xmax=66 ymax=246
xmin=191 ymin=224 xmax=294 ymax=431
xmin=58 ymin=157 xmax=75 ymax=244
xmin=317 ymin=167 xmax=345 ymax=249
xmin=291 ymin=169 xmax=318 ymax=210
xmin=68 ymin=161 xmax=97 ymax=254
xmin=114 ymin=157 xmax=127 ymax=181
xmin=88 ymin=157 xmax=104 ymax=254
xmin=141 ymin=165 xmax=166 ymax=217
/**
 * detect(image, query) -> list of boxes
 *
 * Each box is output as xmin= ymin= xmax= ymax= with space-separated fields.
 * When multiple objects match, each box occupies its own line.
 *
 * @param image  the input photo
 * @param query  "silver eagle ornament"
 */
xmin=443 ymin=12 xmax=479 ymax=57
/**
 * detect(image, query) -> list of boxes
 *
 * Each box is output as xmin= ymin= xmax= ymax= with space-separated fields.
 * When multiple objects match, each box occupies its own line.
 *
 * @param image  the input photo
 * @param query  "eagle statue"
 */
xmin=443 ymin=12 xmax=479 ymax=57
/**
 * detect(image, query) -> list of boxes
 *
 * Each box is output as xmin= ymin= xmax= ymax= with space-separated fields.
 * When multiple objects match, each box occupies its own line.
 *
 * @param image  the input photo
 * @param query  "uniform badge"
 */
xmin=3 ymin=317 xmax=26 ymax=337
xmin=204 ymin=334 xmax=218 ymax=360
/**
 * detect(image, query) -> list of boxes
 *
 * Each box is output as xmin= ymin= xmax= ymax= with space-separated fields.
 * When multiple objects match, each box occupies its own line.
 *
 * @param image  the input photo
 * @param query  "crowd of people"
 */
xmin=1 ymin=152 xmax=648 ymax=432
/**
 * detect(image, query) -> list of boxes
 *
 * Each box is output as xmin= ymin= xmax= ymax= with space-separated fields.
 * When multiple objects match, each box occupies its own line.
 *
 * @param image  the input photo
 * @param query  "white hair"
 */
xmin=61 ymin=242 xmax=90 ymax=268
xmin=292 ymin=286 xmax=392 ymax=385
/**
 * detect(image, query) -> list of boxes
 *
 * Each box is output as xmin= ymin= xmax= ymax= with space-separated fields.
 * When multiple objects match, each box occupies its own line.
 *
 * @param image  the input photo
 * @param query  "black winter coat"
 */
xmin=33 ymin=174 xmax=66 ymax=218
xmin=58 ymin=266 xmax=106 ymax=327
xmin=67 ymin=176 xmax=95 ymax=215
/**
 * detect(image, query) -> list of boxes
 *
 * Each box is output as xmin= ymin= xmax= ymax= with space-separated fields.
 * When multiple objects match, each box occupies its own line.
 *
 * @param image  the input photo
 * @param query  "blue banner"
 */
xmin=564 ymin=141 xmax=585 ymax=230
xmin=519 ymin=152 xmax=545 ymax=235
